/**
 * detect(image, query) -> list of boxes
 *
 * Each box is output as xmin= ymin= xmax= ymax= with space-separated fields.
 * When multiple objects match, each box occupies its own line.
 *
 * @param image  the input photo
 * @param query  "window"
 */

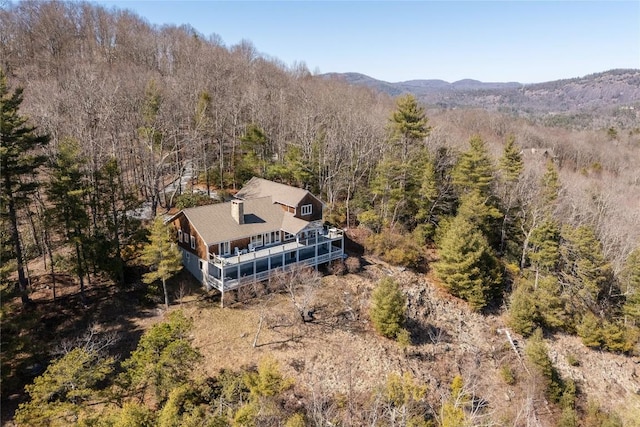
xmin=199 ymin=261 xmax=203 ymax=270
xmin=190 ymin=235 xmax=196 ymax=249
xmin=264 ymin=232 xmax=271 ymax=245
xmin=185 ymin=252 xmax=190 ymax=261
xmin=284 ymin=232 xmax=295 ymax=241
xmin=272 ymin=231 xmax=281 ymax=243
xmin=178 ymin=229 xmax=183 ymax=242
xmin=301 ymin=204 xmax=312 ymax=216
xmin=220 ymin=241 xmax=230 ymax=255
xmin=184 ymin=232 xmax=190 ymax=243
xmin=250 ymin=234 xmax=263 ymax=247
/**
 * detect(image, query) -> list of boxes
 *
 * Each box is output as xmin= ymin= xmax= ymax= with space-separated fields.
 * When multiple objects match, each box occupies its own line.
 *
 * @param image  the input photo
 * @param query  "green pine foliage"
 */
xmin=456 ymin=189 xmax=503 ymax=248
xmin=524 ymin=329 xmax=565 ymax=403
xmin=499 ymin=135 xmax=524 ymax=184
xmin=15 ymin=348 xmax=114 ymax=426
xmin=576 ymin=312 xmax=605 ymax=348
xmin=47 ymin=138 xmax=91 ymax=300
xmin=452 ymin=135 xmax=495 ymax=196
xmin=243 ymin=356 xmax=293 ymax=399
xmin=141 ymin=216 xmax=183 ymax=309
xmin=622 ymin=248 xmax=640 ymax=325
xmin=509 ymin=275 xmax=567 ymax=336
xmin=559 ymin=225 xmax=612 ymax=314
xmin=434 ymin=216 xmax=502 ymax=311
xmin=0 ymin=69 xmax=50 ymax=304
xmin=540 ymin=160 xmax=561 ymax=208
xmin=389 ymin=94 xmax=431 ymax=157
xmin=370 ymin=277 xmax=406 ymax=339
xmin=528 ymin=219 xmax=561 ymax=273
xmin=119 ymin=310 xmax=202 ymax=403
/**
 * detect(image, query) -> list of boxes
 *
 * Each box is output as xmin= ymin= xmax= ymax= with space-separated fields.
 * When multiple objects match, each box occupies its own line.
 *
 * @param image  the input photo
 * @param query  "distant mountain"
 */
xmin=322 ymin=72 xmax=521 ymax=95
xmin=322 ymin=69 xmax=640 ymax=126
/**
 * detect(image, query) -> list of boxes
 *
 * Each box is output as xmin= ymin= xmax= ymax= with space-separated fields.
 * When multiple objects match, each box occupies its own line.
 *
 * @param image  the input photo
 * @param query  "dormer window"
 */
xmin=301 ymin=204 xmax=312 ymax=216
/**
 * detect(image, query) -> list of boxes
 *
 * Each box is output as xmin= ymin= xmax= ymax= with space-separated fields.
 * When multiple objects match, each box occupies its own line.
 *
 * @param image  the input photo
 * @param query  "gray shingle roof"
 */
xmin=236 ymin=177 xmax=311 ymax=208
xmin=178 ymin=197 xmax=310 ymax=245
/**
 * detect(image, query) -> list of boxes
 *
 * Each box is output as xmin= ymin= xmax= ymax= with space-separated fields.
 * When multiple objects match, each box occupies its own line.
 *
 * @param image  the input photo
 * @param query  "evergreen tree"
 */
xmin=499 ymin=135 xmax=523 ymax=184
xmin=389 ymin=94 xmax=430 ymax=165
xmin=238 ymin=123 xmax=271 ymax=180
xmin=497 ymin=135 xmax=523 ymax=257
xmin=527 ymin=218 xmax=561 ymax=279
xmin=434 ymin=215 xmax=502 ymax=310
xmin=525 ymin=328 xmax=564 ymax=403
xmin=540 ymin=160 xmax=561 ymax=209
xmin=456 ymin=189 xmax=502 ymax=248
xmin=47 ymin=138 xmax=91 ymax=302
xmin=91 ymin=157 xmax=141 ymax=286
xmin=119 ymin=310 xmax=201 ymax=403
xmin=15 ymin=348 xmax=114 ymax=426
xmin=141 ymin=216 xmax=183 ymax=309
xmin=509 ymin=275 xmax=567 ymax=336
xmin=559 ymin=225 xmax=612 ymax=314
xmin=622 ymin=248 xmax=640 ymax=325
xmin=368 ymin=156 xmax=404 ymax=228
xmin=370 ymin=277 xmax=406 ymax=339
xmin=0 ymin=70 xmax=49 ymax=305
xmin=440 ymin=375 xmax=469 ymax=427
xmin=414 ymin=151 xmax=438 ymax=224
xmin=451 ymin=135 xmax=495 ymax=197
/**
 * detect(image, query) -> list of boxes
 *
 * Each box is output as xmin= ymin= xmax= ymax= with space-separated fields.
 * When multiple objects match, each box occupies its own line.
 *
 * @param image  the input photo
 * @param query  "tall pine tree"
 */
xmin=47 ymin=138 xmax=91 ymax=302
xmin=141 ymin=216 xmax=183 ymax=309
xmin=452 ymin=135 xmax=495 ymax=197
xmin=1 ymin=70 xmax=50 ymax=305
xmin=497 ymin=135 xmax=524 ymax=257
xmin=622 ymin=248 xmax=640 ymax=325
xmin=434 ymin=215 xmax=502 ymax=310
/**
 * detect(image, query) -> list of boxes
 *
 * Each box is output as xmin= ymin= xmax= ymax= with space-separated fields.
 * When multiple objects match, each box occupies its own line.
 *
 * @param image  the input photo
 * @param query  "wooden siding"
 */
xmin=170 ymin=213 xmax=208 ymax=260
xmin=294 ymin=193 xmax=323 ymax=221
xmin=278 ymin=204 xmax=295 ymax=213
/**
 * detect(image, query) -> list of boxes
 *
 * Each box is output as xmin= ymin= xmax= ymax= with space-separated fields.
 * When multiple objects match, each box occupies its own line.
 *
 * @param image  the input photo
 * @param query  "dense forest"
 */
xmin=2 ymin=1 xmax=640 ymax=426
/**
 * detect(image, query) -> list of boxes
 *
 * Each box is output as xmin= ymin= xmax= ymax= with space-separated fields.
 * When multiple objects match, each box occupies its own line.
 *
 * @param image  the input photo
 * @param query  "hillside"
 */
xmin=4 ymin=259 xmax=638 ymax=426
xmin=323 ymin=69 xmax=640 ymax=127
xmin=2 ymin=1 xmax=640 ymax=425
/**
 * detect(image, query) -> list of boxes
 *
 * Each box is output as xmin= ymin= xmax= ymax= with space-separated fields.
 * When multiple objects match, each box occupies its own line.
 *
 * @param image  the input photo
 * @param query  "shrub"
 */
xmin=345 ymin=256 xmax=362 ymax=274
xmin=566 ymin=354 xmax=580 ymax=367
xmin=365 ymin=230 xmax=422 ymax=268
xmin=329 ymin=259 xmax=346 ymax=276
xmin=370 ymin=278 xmax=406 ymax=339
xmin=500 ymin=365 xmax=516 ymax=385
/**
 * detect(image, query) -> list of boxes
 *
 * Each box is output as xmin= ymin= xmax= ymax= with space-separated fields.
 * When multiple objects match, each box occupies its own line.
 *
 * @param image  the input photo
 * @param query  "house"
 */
xmin=168 ymin=177 xmax=344 ymax=298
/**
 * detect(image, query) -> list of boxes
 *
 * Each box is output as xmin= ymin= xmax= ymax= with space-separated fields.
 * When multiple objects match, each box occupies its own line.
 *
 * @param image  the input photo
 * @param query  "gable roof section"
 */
xmin=236 ymin=177 xmax=318 ymax=208
xmin=178 ymin=197 xmax=284 ymax=245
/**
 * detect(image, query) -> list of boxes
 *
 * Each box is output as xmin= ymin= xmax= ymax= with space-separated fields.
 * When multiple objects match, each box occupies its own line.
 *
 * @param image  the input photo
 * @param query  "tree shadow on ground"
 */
xmin=0 ymin=273 xmax=165 ymax=425
xmin=405 ymin=318 xmax=452 ymax=346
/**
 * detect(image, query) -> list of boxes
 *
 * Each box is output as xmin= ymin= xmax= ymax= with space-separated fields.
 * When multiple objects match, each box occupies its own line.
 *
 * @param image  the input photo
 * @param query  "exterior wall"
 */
xmin=170 ymin=213 xmax=209 ymax=260
xmin=294 ymin=193 xmax=323 ymax=221
xmin=180 ymin=247 xmax=206 ymax=283
xmin=231 ymin=237 xmax=251 ymax=254
xmin=278 ymin=204 xmax=295 ymax=214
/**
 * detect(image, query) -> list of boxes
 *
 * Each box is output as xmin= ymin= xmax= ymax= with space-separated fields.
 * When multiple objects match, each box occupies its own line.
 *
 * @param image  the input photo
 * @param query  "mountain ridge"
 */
xmin=321 ymin=69 xmax=640 ymax=126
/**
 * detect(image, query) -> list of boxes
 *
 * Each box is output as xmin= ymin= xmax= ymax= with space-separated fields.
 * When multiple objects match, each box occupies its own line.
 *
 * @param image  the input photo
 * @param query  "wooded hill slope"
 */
xmin=2 ymin=1 xmax=640 ymax=426
xmin=324 ymin=69 xmax=640 ymax=129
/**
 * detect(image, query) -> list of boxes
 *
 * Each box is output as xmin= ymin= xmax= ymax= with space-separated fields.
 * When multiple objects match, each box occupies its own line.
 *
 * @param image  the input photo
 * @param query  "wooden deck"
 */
xmin=206 ymin=228 xmax=344 ymax=292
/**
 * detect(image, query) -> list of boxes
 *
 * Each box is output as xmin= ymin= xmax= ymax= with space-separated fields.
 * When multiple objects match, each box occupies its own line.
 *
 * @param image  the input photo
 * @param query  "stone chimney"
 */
xmin=231 ymin=199 xmax=244 ymax=224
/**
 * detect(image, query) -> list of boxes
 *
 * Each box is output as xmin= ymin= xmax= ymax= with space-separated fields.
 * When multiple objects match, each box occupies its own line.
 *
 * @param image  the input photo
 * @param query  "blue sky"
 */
xmin=93 ymin=1 xmax=640 ymax=83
